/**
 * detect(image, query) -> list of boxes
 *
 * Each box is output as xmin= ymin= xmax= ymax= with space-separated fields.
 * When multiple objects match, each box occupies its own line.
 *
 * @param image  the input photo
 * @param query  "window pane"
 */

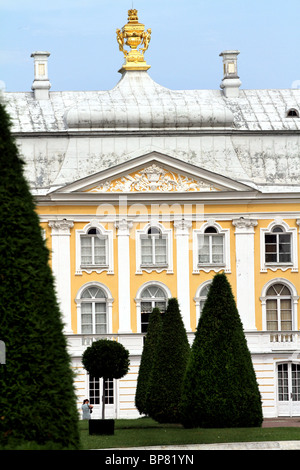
xmin=155 ymin=237 xmax=167 ymax=264
xmin=81 ymin=237 xmax=92 ymax=264
xmin=212 ymin=235 xmax=224 ymax=263
xmin=155 ymin=301 xmax=166 ymax=313
xmin=280 ymin=299 xmax=292 ymax=330
xmin=141 ymin=301 xmax=152 ymax=312
xmin=141 ymin=237 xmax=153 ymax=264
xmin=266 ymin=299 xmax=278 ymax=330
xmin=198 ymin=236 xmax=209 ymax=263
xmin=94 ymin=237 xmax=107 ymax=264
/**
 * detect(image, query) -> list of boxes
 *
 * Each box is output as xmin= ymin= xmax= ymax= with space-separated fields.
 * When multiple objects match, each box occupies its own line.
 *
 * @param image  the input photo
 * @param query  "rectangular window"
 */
xmin=265 ymin=233 xmax=291 ymax=263
xmin=141 ymin=235 xmax=167 ymax=265
xmin=198 ymin=234 xmax=224 ymax=265
xmin=278 ymin=364 xmax=289 ymax=401
xmin=81 ymin=235 xmax=107 ymax=266
xmin=89 ymin=377 xmax=114 ymax=405
xmin=81 ymin=303 xmax=93 ymax=334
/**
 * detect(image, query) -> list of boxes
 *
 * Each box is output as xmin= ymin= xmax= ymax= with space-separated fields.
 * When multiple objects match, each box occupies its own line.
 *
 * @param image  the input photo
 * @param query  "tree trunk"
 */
xmin=102 ymin=377 xmax=106 ymax=419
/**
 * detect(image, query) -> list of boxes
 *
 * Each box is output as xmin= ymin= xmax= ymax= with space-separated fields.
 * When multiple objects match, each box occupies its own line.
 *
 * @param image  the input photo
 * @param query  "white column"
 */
xmin=49 ymin=219 xmax=74 ymax=333
xmin=115 ymin=218 xmax=133 ymax=333
xmin=174 ymin=218 xmax=192 ymax=332
xmin=232 ymin=217 xmax=257 ymax=331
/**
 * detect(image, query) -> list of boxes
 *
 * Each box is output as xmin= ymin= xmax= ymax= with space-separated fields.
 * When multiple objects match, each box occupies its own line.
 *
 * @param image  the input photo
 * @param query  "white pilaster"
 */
xmin=115 ymin=219 xmax=133 ymax=333
xmin=48 ymin=219 xmax=74 ymax=333
xmin=174 ymin=218 xmax=192 ymax=332
xmin=232 ymin=217 xmax=257 ymax=331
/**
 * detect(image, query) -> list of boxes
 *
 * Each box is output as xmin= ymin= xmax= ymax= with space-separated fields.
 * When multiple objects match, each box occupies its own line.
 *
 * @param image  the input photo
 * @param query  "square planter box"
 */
xmin=89 ymin=419 xmax=115 ymax=435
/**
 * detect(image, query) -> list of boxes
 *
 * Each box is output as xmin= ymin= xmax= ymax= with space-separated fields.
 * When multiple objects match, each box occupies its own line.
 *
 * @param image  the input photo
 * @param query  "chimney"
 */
xmin=219 ymin=50 xmax=241 ymax=98
xmin=31 ymin=51 xmax=51 ymax=100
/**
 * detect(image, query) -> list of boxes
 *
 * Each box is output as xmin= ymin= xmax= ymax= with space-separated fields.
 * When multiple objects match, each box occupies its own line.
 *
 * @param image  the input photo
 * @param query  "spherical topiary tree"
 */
xmin=82 ymin=339 xmax=130 ymax=419
xmin=147 ymin=298 xmax=190 ymax=423
xmin=135 ymin=308 xmax=162 ymax=415
xmin=180 ymin=273 xmax=263 ymax=428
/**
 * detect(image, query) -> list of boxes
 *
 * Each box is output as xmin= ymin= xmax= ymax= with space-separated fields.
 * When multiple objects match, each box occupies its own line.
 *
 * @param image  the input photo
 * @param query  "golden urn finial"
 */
xmin=116 ymin=9 xmax=151 ymax=73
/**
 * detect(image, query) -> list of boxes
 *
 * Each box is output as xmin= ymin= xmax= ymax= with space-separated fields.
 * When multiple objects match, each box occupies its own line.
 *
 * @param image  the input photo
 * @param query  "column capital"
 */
xmin=48 ymin=219 xmax=74 ymax=235
xmin=232 ymin=217 xmax=258 ymax=233
xmin=115 ymin=218 xmax=133 ymax=236
xmin=174 ymin=218 xmax=192 ymax=236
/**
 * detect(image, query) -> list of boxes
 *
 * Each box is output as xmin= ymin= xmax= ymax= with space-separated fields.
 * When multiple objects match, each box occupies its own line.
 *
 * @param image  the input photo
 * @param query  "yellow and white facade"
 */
xmin=4 ymin=9 xmax=300 ymax=419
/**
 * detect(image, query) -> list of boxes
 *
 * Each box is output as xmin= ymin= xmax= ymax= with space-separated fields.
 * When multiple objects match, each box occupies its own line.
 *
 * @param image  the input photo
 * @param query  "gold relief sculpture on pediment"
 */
xmin=86 ymin=164 xmax=221 ymax=193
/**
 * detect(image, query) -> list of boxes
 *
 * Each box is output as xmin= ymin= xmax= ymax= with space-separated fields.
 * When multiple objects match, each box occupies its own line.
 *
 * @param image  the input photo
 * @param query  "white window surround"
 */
xmin=135 ymin=281 xmax=172 ymax=333
xmin=193 ymin=220 xmax=230 ymax=273
xmin=260 ymin=219 xmax=298 ymax=272
xmin=135 ymin=222 xmax=173 ymax=274
xmin=260 ymin=278 xmax=298 ymax=331
xmin=194 ymin=280 xmax=212 ymax=325
xmin=75 ymin=282 xmax=113 ymax=334
xmin=75 ymin=220 xmax=114 ymax=275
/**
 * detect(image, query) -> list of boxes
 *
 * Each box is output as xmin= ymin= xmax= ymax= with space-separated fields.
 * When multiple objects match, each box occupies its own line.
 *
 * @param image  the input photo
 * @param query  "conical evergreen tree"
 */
xmin=147 ymin=298 xmax=190 ymax=423
xmin=135 ymin=308 xmax=162 ymax=415
xmin=180 ymin=273 xmax=263 ymax=428
xmin=0 ymin=103 xmax=80 ymax=449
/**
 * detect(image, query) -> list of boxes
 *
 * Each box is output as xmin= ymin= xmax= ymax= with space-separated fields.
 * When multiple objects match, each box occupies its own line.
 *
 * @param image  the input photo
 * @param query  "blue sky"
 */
xmin=1 ymin=0 xmax=300 ymax=92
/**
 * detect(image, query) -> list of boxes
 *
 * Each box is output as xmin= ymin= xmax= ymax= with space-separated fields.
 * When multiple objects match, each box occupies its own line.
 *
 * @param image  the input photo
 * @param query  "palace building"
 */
xmin=3 ymin=9 xmax=300 ymax=418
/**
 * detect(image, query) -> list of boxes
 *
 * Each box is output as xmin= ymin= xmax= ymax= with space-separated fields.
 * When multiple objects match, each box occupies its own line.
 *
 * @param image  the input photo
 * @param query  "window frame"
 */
xmin=194 ymin=280 xmax=212 ymax=325
xmin=135 ymin=281 xmax=171 ymax=333
xmin=89 ymin=376 xmax=114 ymax=406
xmin=136 ymin=222 xmax=173 ymax=274
xmin=75 ymin=282 xmax=113 ymax=335
xmin=75 ymin=221 xmax=114 ymax=275
xmin=260 ymin=279 xmax=299 ymax=332
xmin=193 ymin=221 xmax=230 ymax=273
xmin=260 ymin=220 xmax=297 ymax=273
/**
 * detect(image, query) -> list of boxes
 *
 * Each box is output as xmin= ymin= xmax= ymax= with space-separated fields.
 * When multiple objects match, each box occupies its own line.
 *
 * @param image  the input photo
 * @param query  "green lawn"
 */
xmin=79 ymin=418 xmax=300 ymax=449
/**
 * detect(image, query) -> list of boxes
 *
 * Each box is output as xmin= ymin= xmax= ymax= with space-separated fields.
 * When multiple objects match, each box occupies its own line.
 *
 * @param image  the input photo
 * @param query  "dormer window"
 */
xmin=287 ymin=108 xmax=299 ymax=117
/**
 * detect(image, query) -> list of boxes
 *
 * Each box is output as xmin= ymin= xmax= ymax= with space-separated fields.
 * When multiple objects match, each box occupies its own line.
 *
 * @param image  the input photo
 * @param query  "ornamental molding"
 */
xmin=87 ymin=164 xmax=221 ymax=193
xmin=48 ymin=219 xmax=74 ymax=235
xmin=232 ymin=217 xmax=258 ymax=230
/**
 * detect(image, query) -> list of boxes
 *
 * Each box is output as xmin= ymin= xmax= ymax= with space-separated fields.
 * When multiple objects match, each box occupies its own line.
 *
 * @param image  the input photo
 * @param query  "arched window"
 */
xmin=80 ymin=286 xmax=108 ymax=334
xmin=265 ymin=225 xmax=291 ymax=264
xmin=194 ymin=281 xmax=212 ymax=324
xmin=199 ymin=282 xmax=211 ymax=314
xmin=140 ymin=227 xmax=167 ymax=266
xmin=140 ymin=284 xmax=167 ymax=333
xmin=198 ymin=226 xmax=224 ymax=265
xmin=266 ymin=283 xmax=292 ymax=331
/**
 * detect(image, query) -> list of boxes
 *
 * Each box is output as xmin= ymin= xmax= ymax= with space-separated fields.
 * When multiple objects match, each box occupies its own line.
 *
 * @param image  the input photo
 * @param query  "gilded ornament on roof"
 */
xmin=116 ymin=9 xmax=151 ymax=72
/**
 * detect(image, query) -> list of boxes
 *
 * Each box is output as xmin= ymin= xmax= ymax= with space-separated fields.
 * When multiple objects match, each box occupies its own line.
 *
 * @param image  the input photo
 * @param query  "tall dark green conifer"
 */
xmin=135 ymin=308 xmax=162 ymax=415
xmin=0 ymin=103 xmax=80 ymax=448
xmin=180 ymin=273 xmax=262 ymax=428
xmin=147 ymin=298 xmax=190 ymax=423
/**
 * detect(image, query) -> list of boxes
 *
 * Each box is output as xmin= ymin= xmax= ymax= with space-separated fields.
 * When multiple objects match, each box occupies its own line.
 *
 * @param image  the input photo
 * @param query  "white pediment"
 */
xmin=51 ymin=152 xmax=254 ymax=195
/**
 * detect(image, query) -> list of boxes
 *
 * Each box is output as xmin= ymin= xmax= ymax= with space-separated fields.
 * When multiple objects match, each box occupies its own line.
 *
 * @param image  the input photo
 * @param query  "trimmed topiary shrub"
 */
xmin=82 ymin=339 xmax=130 ymax=419
xmin=135 ymin=308 xmax=163 ymax=415
xmin=180 ymin=273 xmax=263 ymax=428
xmin=147 ymin=298 xmax=190 ymax=423
xmin=0 ymin=103 xmax=80 ymax=449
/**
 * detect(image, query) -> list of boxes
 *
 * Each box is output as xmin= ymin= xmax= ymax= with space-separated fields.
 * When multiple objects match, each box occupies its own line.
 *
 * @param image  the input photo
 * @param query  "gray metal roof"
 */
xmin=2 ymin=70 xmax=300 ymax=194
xmin=3 ymin=71 xmax=300 ymax=133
